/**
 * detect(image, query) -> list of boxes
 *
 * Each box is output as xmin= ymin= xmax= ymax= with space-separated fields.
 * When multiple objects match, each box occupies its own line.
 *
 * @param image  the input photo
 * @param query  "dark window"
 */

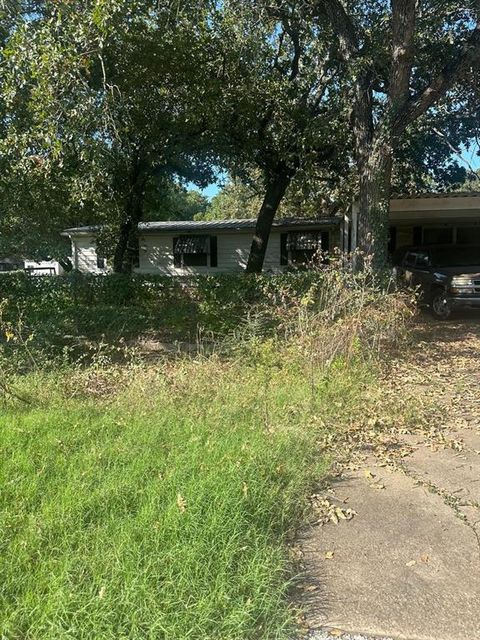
xmin=96 ymin=256 xmax=106 ymax=269
xmin=321 ymin=231 xmax=330 ymax=252
xmin=209 ymin=236 xmax=218 ymax=267
xmin=290 ymin=249 xmax=316 ymax=265
xmin=173 ymin=235 xmax=211 ymax=268
xmin=280 ymin=234 xmax=288 ymax=266
xmin=457 ymin=227 xmax=480 ymax=245
xmin=183 ymin=253 xmax=208 ymax=267
xmin=285 ymin=231 xmax=322 ymax=266
xmin=423 ymin=227 xmax=453 ymax=245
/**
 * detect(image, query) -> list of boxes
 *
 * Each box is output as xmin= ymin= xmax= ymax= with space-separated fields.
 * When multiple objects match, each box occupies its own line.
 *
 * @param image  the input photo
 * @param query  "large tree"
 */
xmin=0 ymin=0 xmax=220 ymax=270
xmin=197 ymin=171 xmax=351 ymax=222
xmin=315 ymin=0 xmax=480 ymax=264
xmin=208 ymin=0 xmax=348 ymax=272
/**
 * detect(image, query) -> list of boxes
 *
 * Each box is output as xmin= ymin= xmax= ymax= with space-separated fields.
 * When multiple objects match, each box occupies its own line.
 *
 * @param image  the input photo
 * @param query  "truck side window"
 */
xmin=405 ymin=252 xmax=417 ymax=267
xmin=416 ymin=252 xmax=430 ymax=268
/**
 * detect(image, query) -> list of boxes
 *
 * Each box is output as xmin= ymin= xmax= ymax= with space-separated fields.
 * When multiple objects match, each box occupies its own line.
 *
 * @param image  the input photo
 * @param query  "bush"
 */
xmin=0 ymin=266 xmax=413 ymax=373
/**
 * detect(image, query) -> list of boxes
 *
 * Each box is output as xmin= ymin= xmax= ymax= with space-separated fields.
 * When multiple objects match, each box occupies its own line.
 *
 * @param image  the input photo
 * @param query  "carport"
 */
xmin=348 ymin=192 xmax=480 ymax=254
xmin=389 ymin=192 xmax=480 ymax=253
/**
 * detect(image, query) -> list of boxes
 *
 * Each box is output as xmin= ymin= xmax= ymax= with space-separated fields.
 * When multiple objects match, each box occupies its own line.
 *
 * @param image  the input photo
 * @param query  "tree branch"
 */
xmin=393 ymin=20 xmax=480 ymax=134
xmin=315 ymin=0 xmax=359 ymax=59
xmin=308 ymin=52 xmax=335 ymax=113
xmin=272 ymin=28 xmax=286 ymax=71
xmin=286 ymin=23 xmax=301 ymax=81
xmin=388 ymin=0 xmax=418 ymax=111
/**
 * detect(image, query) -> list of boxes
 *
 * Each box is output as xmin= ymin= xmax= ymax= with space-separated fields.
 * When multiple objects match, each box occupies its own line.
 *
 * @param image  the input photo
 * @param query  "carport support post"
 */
xmin=351 ymin=200 xmax=359 ymax=266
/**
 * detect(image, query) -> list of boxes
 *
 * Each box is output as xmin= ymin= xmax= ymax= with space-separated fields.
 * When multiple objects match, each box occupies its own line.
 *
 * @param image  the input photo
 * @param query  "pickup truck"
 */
xmin=394 ymin=245 xmax=480 ymax=320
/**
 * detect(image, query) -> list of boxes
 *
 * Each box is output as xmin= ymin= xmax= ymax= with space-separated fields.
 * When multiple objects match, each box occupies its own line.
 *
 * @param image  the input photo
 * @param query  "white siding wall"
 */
xmin=73 ymin=236 xmax=107 ymax=274
xmin=69 ymin=227 xmax=339 ymax=276
xmin=137 ymin=231 xmax=283 ymax=275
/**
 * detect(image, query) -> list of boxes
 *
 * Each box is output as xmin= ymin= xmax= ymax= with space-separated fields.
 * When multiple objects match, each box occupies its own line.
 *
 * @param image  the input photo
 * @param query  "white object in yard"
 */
xmin=24 ymin=260 xmax=64 ymax=276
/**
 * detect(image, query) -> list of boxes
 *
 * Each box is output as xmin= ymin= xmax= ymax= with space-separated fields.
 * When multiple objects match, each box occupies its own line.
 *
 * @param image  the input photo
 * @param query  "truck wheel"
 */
xmin=431 ymin=291 xmax=453 ymax=320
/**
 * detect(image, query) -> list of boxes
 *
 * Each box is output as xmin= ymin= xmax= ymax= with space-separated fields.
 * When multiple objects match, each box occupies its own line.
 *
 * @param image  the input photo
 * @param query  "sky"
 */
xmin=458 ymin=142 xmax=480 ymax=173
xmin=185 ymin=180 xmax=220 ymax=200
xmin=199 ymin=183 xmax=222 ymax=198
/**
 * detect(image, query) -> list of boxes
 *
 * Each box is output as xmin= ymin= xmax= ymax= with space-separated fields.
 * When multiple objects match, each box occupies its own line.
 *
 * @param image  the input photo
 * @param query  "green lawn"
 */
xmin=0 ymin=270 xmax=410 ymax=638
xmin=0 ymin=352 xmax=375 ymax=640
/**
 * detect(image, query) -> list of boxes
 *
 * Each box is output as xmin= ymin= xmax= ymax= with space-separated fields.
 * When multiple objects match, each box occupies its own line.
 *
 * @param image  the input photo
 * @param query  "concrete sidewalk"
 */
xmin=299 ymin=318 xmax=480 ymax=640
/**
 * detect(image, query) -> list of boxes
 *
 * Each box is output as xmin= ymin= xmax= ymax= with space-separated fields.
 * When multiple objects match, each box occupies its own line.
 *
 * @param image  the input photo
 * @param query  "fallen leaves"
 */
xmin=303 ymin=584 xmax=318 ymax=592
xmin=369 ymin=481 xmax=386 ymax=490
xmin=364 ymin=469 xmax=387 ymax=489
xmin=309 ymin=495 xmax=356 ymax=526
xmin=406 ymin=553 xmax=430 ymax=567
xmin=295 ymin=582 xmax=319 ymax=594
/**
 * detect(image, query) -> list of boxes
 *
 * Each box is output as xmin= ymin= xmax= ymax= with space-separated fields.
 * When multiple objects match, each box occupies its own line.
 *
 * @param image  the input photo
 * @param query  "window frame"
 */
xmin=280 ymin=230 xmax=329 ymax=267
xmin=172 ymin=235 xmax=217 ymax=269
xmin=96 ymin=255 xmax=106 ymax=270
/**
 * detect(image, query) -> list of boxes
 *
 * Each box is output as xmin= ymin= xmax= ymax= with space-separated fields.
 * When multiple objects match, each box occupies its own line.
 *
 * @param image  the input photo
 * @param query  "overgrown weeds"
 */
xmin=0 ymin=265 xmax=416 ymax=639
xmin=0 ymin=264 xmax=413 ymax=373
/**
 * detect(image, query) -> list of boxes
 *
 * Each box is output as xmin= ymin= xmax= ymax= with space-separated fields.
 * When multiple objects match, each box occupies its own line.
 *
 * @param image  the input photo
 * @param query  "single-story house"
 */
xmin=62 ymin=192 xmax=480 ymax=275
xmin=62 ymin=217 xmax=341 ymax=275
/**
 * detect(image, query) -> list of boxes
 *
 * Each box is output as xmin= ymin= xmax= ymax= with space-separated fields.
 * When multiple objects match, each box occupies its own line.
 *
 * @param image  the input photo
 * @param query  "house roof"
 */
xmin=62 ymin=217 xmax=341 ymax=236
xmin=392 ymin=191 xmax=480 ymax=200
xmin=62 ymin=193 xmax=480 ymax=237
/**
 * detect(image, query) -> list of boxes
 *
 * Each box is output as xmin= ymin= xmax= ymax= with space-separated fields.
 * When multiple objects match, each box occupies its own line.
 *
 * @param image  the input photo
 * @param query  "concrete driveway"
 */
xmin=299 ymin=315 xmax=480 ymax=640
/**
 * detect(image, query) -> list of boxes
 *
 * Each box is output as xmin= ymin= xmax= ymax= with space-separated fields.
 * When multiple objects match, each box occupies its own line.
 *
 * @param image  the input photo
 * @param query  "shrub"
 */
xmin=0 ymin=265 xmax=413 ymax=373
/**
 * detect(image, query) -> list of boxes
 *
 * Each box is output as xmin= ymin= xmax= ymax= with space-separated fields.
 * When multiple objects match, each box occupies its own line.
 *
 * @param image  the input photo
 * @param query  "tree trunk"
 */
xmin=113 ymin=221 xmax=132 ymax=274
xmin=113 ymin=206 xmax=143 ymax=273
xmin=352 ymin=71 xmax=393 ymax=268
xmin=245 ymin=166 xmax=293 ymax=273
xmin=356 ymin=141 xmax=393 ymax=268
xmin=113 ymin=170 xmax=146 ymax=273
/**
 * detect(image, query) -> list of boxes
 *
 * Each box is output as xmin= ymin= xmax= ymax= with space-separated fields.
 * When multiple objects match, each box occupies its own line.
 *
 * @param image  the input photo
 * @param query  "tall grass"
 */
xmin=0 ymin=267 xmax=414 ymax=639
xmin=0 ymin=265 xmax=412 ymax=372
xmin=1 ymin=356 xmax=368 ymax=640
